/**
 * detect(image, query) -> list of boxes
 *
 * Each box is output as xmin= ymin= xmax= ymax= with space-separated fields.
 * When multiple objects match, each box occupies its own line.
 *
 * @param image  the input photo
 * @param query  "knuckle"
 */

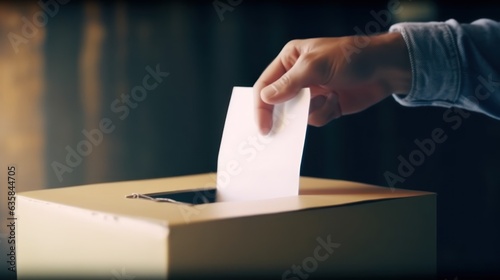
xmin=281 ymin=41 xmax=296 ymax=56
xmin=284 ymin=39 xmax=301 ymax=49
xmin=276 ymin=73 xmax=292 ymax=89
xmin=302 ymin=54 xmax=331 ymax=83
xmin=279 ymin=40 xmax=302 ymax=69
xmin=253 ymin=80 xmax=265 ymax=90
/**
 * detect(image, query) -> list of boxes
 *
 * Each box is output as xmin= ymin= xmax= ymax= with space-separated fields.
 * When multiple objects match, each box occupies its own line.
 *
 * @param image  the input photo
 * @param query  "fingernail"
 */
xmin=261 ymin=84 xmax=278 ymax=103
xmin=259 ymin=119 xmax=272 ymax=135
xmin=259 ymin=126 xmax=270 ymax=135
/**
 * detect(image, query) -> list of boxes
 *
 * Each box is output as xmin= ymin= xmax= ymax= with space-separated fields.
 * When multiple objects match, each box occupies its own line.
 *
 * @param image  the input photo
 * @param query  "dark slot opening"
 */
xmin=147 ymin=188 xmax=217 ymax=205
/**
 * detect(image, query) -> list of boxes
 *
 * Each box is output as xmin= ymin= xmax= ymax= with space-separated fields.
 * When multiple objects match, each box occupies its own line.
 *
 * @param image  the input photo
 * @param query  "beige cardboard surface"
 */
xmin=18 ymin=173 xmax=432 ymax=225
xmin=17 ymin=173 xmax=436 ymax=279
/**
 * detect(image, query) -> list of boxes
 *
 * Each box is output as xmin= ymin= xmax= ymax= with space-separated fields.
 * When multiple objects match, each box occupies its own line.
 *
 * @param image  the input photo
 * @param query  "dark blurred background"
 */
xmin=1 ymin=0 xmax=499 ymax=279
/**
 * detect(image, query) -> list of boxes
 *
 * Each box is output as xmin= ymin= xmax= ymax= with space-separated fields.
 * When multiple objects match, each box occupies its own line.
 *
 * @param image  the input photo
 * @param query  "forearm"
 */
xmin=389 ymin=19 xmax=500 ymax=120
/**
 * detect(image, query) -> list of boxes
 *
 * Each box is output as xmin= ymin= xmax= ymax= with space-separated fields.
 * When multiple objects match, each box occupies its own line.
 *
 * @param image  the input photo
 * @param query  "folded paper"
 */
xmin=217 ymin=87 xmax=310 ymax=201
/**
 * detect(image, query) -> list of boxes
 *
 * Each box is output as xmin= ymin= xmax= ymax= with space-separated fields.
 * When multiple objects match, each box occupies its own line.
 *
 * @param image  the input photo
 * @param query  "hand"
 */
xmin=253 ymin=32 xmax=412 ymax=135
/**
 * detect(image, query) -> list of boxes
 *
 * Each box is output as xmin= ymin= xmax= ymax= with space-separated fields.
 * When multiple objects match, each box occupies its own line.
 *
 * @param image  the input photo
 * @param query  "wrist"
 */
xmin=370 ymin=32 xmax=412 ymax=96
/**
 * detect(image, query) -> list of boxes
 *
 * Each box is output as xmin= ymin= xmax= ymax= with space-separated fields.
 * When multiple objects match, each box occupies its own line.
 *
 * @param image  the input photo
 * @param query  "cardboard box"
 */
xmin=17 ymin=173 xmax=435 ymax=279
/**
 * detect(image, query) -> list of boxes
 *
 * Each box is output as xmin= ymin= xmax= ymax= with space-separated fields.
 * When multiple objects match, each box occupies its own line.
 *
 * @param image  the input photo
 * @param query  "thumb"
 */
xmin=260 ymin=56 xmax=315 ymax=105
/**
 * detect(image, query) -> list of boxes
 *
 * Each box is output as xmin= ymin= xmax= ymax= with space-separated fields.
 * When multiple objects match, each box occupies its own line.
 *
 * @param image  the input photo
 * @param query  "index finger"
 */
xmin=253 ymin=55 xmax=288 ymax=135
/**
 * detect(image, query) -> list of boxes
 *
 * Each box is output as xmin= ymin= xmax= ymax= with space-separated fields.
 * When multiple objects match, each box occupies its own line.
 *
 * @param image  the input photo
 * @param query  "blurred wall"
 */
xmin=1 ymin=0 xmax=499 ymax=279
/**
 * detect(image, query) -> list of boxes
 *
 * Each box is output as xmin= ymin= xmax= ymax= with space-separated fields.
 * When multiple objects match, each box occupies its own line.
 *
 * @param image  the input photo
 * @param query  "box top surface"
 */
xmin=18 ymin=173 xmax=434 ymax=226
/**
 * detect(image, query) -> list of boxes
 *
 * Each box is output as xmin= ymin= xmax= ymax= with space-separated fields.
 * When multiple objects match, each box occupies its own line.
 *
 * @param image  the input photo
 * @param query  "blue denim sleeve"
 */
xmin=389 ymin=19 xmax=500 ymax=120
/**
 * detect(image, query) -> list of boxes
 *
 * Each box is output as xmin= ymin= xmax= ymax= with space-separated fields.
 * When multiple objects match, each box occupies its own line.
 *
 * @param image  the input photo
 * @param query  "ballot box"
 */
xmin=16 ymin=173 xmax=435 ymax=279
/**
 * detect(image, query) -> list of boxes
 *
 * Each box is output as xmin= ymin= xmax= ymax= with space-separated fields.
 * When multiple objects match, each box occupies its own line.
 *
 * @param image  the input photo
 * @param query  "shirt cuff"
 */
xmin=388 ymin=20 xmax=462 ymax=108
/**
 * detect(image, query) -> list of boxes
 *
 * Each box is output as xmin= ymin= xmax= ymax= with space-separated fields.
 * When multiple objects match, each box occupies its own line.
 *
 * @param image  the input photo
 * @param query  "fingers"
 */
xmin=254 ymin=56 xmax=289 ymax=135
xmin=308 ymin=92 xmax=342 ymax=127
xmin=260 ymin=55 xmax=317 ymax=105
xmin=254 ymin=39 xmax=328 ymax=134
xmin=255 ymin=55 xmax=323 ymax=134
xmin=254 ymin=88 xmax=274 ymax=135
xmin=254 ymin=53 xmax=290 ymax=95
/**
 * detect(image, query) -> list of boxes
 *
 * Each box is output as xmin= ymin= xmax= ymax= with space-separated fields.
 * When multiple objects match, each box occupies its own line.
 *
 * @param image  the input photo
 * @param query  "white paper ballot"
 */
xmin=217 ymin=86 xmax=310 ymax=202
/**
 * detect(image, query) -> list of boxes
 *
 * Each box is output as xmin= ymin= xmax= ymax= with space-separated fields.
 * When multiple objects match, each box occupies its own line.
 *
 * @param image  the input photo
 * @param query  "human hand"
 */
xmin=253 ymin=32 xmax=411 ymax=135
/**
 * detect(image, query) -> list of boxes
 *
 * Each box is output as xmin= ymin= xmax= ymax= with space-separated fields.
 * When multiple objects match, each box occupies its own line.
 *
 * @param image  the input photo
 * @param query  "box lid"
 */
xmin=18 ymin=173 xmax=434 ymax=226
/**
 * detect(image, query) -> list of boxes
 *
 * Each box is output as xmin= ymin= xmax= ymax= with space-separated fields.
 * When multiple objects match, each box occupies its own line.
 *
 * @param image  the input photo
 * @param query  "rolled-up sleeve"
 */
xmin=389 ymin=19 xmax=500 ymax=120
